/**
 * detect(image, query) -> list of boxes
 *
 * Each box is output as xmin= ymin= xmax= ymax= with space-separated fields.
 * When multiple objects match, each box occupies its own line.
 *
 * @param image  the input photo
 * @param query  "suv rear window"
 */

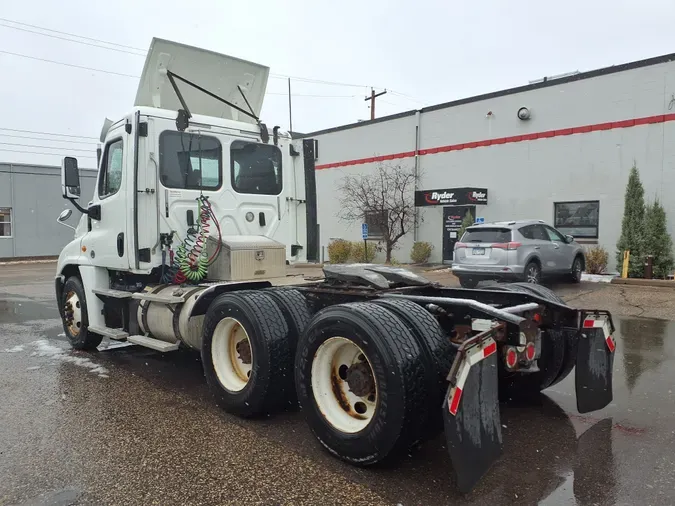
xmin=462 ymin=228 xmax=512 ymax=243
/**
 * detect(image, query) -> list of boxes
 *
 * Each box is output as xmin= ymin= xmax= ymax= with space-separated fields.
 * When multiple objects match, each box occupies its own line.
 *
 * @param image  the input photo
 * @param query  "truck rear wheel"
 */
xmin=60 ymin=276 xmax=103 ymax=351
xmin=201 ymin=291 xmax=293 ymax=417
xmin=372 ymin=298 xmax=455 ymax=435
xmin=295 ymin=302 xmax=430 ymax=466
xmin=263 ymin=288 xmax=312 ymax=350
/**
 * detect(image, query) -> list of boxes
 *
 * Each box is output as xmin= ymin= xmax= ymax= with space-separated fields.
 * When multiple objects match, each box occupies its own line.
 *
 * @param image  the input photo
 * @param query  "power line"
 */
xmin=0 ymin=141 xmax=94 ymax=153
xmin=0 ymin=17 xmax=377 ymax=90
xmin=0 ymin=51 xmax=360 ymax=98
xmin=0 ymin=17 xmax=145 ymax=51
xmin=0 ymin=148 xmax=96 ymax=158
xmin=0 ymin=23 xmax=145 ymax=57
xmin=0 ymin=133 xmax=98 ymax=145
xmin=0 ymin=127 xmax=97 ymax=140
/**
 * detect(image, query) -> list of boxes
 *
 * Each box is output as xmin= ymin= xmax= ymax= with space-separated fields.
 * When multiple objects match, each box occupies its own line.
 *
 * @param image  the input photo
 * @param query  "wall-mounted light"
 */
xmin=517 ymin=107 xmax=531 ymax=120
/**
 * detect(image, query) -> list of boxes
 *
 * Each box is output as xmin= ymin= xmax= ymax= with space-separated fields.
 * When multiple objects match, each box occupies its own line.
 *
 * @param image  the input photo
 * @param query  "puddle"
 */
xmin=0 ymin=298 xmax=59 ymax=324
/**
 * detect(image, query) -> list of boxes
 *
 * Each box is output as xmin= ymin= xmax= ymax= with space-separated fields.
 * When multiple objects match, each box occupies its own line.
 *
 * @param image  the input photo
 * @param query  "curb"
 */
xmin=610 ymin=278 xmax=675 ymax=288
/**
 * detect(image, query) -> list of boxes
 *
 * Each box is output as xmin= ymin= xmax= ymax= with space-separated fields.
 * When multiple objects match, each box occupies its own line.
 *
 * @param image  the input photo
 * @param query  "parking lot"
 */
xmin=1 ymin=263 xmax=674 ymax=506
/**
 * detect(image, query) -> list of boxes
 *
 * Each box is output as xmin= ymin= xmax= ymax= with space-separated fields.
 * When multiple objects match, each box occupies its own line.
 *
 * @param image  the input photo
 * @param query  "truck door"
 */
xmin=84 ymin=124 xmax=130 ymax=270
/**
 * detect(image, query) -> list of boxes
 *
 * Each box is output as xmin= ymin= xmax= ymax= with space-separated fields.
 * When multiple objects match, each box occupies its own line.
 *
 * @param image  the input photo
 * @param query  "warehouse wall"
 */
xmin=309 ymin=55 xmax=675 ymax=270
xmin=0 ymin=164 xmax=97 ymax=259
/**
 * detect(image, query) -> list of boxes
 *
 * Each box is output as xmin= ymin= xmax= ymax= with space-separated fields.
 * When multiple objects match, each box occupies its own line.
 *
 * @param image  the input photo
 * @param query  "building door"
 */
xmin=442 ymin=206 xmax=475 ymax=263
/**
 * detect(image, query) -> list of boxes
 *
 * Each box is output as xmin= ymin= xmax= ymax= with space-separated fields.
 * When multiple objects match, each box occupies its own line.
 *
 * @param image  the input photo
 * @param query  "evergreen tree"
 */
xmin=458 ymin=210 xmax=474 ymax=240
xmin=616 ymin=164 xmax=646 ymax=277
xmin=644 ymin=198 xmax=674 ymax=278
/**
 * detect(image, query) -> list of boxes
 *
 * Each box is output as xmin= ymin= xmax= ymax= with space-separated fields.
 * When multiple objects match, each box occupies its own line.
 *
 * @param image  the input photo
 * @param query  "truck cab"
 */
xmin=57 ymin=38 xmax=316 ymax=282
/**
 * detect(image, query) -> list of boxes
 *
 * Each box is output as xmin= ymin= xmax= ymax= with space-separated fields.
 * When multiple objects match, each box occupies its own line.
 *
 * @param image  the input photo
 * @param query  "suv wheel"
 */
xmin=570 ymin=256 xmax=583 ymax=283
xmin=524 ymin=261 xmax=541 ymax=284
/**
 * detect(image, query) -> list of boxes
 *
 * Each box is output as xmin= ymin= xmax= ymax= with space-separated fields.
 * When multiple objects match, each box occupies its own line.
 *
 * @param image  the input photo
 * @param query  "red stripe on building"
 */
xmin=315 ymin=113 xmax=675 ymax=170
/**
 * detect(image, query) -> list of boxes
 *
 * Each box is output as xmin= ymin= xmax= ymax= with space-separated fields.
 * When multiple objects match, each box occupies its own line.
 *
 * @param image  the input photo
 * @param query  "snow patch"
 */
xmin=2 ymin=345 xmax=25 ymax=353
xmin=30 ymin=339 xmax=109 ymax=378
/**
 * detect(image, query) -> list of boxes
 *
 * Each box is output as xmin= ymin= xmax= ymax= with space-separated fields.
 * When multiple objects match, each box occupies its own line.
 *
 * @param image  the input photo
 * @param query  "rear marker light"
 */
xmin=505 ymin=348 xmax=518 ymax=368
xmin=525 ymin=342 xmax=536 ymax=361
xmin=533 ymin=313 xmax=542 ymax=323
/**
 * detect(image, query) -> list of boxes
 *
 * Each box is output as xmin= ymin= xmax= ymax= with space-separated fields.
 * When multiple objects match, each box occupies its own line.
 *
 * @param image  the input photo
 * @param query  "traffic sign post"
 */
xmin=361 ymin=224 xmax=369 ymax=262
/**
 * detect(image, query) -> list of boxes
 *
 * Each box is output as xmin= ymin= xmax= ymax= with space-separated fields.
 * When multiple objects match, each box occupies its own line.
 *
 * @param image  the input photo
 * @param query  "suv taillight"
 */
xmin=492 ymin=242 xmax=522 ymax=250
xmin=454 ymin=242 xmax=467 ymax=250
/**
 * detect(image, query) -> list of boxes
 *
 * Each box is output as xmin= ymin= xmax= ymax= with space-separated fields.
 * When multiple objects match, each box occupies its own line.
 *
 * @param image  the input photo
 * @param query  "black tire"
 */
xmin=508 ymin=282 xmax=566 ymax=305
xmin=263 ymin=288 xmax=312 ymax=350
xmin=570 ymin=255 xmax=583 ymax=283
xmin=60 ymin=276 xmax=103 ymax=351
xmin=295 ymin=302 xmax=430 ymax=466
xmin=201 ymin=291 xmax=293 ymax=417
xmin=459 ymin=276 xmax=479 ymax=288
xmin=372 ymin=298 xmax=455 ymax=435
xmin=524 ymin=261 xmax=542 ymax=284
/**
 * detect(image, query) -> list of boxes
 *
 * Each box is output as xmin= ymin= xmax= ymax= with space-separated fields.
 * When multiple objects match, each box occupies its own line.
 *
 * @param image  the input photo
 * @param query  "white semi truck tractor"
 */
xmin=54 ymin=38 xmax=618 ymax=493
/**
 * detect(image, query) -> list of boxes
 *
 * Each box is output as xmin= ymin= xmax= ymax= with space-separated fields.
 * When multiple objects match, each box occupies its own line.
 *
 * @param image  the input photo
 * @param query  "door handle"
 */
xmin=534 ymin=246 xmax=540 ymax=250
xmin=117 ymin=233 xmax=124 ymax=257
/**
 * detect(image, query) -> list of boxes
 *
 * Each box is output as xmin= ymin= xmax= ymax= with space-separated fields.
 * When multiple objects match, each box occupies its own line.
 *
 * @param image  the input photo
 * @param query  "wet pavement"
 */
xmin=1 ymin=264 xmax=675 ymax=505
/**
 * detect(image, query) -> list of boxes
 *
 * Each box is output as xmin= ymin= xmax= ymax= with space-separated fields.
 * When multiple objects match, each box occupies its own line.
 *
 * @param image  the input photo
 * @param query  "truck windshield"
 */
xmin=159 ymin=131 xmax=222 ymax=190
xmin=231 ymin=140 xmax=282 ymax=195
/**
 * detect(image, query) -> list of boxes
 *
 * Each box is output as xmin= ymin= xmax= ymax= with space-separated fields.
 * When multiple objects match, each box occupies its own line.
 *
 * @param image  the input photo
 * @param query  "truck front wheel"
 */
xmin=201 ymin=291 xmax=294 ymax=417
xmin=60 ymin=276 xmax=102 ymax=351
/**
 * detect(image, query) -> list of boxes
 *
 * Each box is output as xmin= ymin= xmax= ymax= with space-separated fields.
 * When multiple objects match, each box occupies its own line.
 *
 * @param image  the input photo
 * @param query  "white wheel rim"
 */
xmin=64 ymin=291 xmax=83 ymax=336
xmin=211 ymin=317 xmax=253 ymax=392
xmin=311 ymin=337 xmax=378 ymax=434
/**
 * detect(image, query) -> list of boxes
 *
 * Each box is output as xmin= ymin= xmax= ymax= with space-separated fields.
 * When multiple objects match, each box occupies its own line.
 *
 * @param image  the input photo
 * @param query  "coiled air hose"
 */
xmin=162 ymin=195 xmax=222 ymax=285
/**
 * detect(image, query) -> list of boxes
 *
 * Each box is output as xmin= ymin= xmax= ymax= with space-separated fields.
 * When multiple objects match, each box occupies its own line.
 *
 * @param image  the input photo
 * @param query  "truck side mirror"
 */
xmin=61 ymin=156 xmax=81 ymax=200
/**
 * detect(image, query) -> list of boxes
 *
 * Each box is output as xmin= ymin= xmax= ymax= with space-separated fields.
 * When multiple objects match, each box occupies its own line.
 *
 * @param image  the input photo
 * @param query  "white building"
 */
xmin=302 ymin=52 xmax=675 ymax=270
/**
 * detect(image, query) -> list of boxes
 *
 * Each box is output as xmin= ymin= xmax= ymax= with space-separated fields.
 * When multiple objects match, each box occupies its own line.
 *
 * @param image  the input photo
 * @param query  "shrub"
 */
xmin=644 ymin=198 xmax=674 ymax=278
xmin=349 ymin=241 xmax=378 ymax=263
xmin=616 ymin=163 xmax=646 ymax=277
xmin=585 ymin=245 xmax=609 ymax=274
xmin=410 ymin=241 xmax=434 ymax=264
xmin=327 ymin=239 xmax=352 ymax=264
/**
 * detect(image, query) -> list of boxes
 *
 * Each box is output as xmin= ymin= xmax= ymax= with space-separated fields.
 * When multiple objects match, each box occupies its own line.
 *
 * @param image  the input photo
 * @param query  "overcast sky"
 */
xmin=1 ymin=0 xmax=674 ymax=168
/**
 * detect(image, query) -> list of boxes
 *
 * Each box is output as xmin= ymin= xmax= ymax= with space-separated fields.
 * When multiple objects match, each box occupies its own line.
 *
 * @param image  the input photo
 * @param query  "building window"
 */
xmin=159 ymin=131 xmax=222 ymax=190
xmin=0 ymin=207 xmax=11 ymax=237
xmin=365 ymin=209 xmax=387 ymax=238
xmin=98 ymin=139 xmax=124 ymax=199
xmin=231 ymin=140 xmax=282 ymax=195
xmin=554 ymin=201 xmax=599 ymax=238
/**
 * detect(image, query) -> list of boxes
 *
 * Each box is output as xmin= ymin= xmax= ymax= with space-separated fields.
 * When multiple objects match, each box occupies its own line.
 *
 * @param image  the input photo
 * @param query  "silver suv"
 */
xmin=452 ymin=219 xmax=585 ymax=288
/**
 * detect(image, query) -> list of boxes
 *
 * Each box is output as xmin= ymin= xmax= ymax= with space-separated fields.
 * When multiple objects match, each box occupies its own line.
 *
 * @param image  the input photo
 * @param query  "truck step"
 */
xmin=127 ymin=335 xmax=179 ymax=352
xmin=131 ymin=292 xmax=187 ymax=304
xmin=92 ymin=288 xmax=133 ymax=299
xmin=88 ymin=325 xmax=129 ymax=340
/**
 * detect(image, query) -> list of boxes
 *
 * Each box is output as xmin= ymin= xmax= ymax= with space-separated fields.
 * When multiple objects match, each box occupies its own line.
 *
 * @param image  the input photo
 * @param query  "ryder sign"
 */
xmin=415 ymin=187 xmax=488 ymax=207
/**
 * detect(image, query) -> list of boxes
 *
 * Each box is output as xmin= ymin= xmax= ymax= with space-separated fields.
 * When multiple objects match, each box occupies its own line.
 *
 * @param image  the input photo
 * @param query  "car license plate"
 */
xmin=472 ymin=247 xmax=485 ymax=255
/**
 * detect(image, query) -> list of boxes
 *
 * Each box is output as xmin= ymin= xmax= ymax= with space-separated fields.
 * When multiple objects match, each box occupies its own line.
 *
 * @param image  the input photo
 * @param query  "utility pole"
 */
xmin=365 ymin=88 xmax=387 ymax=121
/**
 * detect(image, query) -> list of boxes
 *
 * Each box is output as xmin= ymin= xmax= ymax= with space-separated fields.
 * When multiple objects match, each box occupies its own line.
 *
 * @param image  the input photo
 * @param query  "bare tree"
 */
xmin=337 ymin=163 xmax=418 ymax=263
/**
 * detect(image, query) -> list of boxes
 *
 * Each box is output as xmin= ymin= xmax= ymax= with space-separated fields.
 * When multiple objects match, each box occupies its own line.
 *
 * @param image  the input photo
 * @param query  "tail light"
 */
xmin=505 ymin=347 xmax=518 ymax=369
xmin=525 ymin=342 xmax=536 ymax=361
xmin=491 ymin=242 xmax=522 ymax=250
xmin=454 ymin=242 xmax=467 ymax=250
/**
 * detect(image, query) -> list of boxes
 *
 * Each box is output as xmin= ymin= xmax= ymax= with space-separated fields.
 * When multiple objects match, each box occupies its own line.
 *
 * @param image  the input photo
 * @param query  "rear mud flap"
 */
xmin=443 ymin=348 xmax=502 ymax=494
xmin=575 ymin=315 xmax=615 ymax=414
